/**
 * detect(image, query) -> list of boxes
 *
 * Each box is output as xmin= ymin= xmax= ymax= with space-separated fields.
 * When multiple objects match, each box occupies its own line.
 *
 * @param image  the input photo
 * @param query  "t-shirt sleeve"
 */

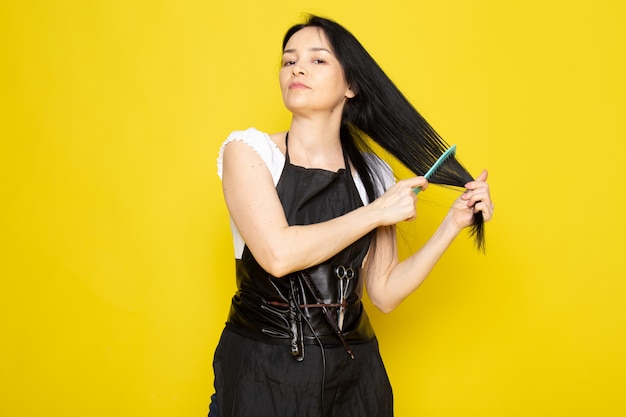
xmin=217 ymin=127 xmax=285 ymax=185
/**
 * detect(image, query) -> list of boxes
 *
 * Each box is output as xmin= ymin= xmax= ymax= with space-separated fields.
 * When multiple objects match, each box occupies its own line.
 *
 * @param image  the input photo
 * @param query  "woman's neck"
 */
xmin=287 ymin=117 xmax=345 ymax=171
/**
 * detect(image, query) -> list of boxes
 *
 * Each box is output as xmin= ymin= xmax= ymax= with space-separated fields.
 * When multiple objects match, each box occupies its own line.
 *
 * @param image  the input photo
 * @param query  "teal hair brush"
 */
xmin=413 ymin=144 xmax=457 ymax=194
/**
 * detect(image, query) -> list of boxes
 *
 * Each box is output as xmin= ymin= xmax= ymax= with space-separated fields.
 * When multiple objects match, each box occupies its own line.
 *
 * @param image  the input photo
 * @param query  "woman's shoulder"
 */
xmin=221 ymin=127 xmax=287 ymax=152
xmin=217 ymin=127 xmax=287 ymax=181
xmin=223 ymin=127 xmax=271 ymax=145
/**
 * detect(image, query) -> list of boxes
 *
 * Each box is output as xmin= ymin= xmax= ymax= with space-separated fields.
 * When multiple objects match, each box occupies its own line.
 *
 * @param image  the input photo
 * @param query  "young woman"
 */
xmin=210 ymin=15 xmax=494 ymax=417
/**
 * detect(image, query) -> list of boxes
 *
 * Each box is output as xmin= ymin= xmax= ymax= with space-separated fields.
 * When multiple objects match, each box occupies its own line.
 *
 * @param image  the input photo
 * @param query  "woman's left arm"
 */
xmin=364 ymin=170 xmax=494 ymax=313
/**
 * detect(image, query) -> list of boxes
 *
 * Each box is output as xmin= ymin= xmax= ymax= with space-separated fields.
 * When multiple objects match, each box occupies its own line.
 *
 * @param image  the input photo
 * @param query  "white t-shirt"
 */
xmin=217 ymin=127 xmax=394 ymax=258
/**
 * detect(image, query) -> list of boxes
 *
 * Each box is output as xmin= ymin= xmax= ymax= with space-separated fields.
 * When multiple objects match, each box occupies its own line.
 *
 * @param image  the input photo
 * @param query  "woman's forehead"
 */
xmin=284 ymin=27 xmax=331 ymax=52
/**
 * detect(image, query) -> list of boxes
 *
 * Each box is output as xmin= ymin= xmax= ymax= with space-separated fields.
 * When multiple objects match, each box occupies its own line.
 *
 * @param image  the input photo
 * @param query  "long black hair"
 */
xmin=283 ymin=15 xmax=485 ymax=250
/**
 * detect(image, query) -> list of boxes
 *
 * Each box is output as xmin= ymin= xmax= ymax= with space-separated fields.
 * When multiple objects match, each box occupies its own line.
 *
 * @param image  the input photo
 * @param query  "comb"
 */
xmin=413 ymin=144 xmax=457 ymax=194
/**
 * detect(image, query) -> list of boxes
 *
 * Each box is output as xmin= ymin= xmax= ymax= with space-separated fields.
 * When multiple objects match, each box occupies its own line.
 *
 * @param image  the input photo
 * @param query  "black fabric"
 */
xmin=275 ymin=150 xmax=372 ymax=266
xmin=226 ymin=135 xmax=375 ymax=350
xmin=212 ymin=328 xmax=393 ymax=417
xmin=227 ymin=260 xmax=375 ymax=348
xmin=210 ymin=135 xmax=393 ymax=416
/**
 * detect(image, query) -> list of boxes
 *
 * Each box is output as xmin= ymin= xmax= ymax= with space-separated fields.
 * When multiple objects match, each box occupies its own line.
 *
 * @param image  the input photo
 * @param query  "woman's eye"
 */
xmin=283 ymin=60 xmax=295 ymax=67
xmin=313 ymin=59 xmax=326 ymax=64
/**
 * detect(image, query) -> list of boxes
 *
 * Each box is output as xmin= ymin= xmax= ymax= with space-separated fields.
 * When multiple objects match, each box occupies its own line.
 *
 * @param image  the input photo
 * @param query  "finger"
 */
xmin=462 ymin=187 xmax=489 ymax=205
xmin=467 ymin=194 xmax=493 ymax=211
xmin=408 ymin=176 xmax=429 ymax=193
xmin=464 ymin=169 xmax=489 ymax=190
xmin=419 ymin=177 xmax=429 ymax=191
xmin=411 ymin=176 xmax=428 ymax=189
xmin=473 ymin=200 xmax=493 ymax=221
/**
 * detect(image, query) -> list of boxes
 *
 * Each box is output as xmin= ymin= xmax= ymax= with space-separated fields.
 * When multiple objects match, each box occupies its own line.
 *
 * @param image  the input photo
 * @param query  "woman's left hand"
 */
xmin=449 ymin=169 xmax=494 ymax=229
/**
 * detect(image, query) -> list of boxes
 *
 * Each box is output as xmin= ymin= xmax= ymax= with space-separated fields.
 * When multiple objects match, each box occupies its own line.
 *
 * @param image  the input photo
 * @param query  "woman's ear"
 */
xmin=346 ymin=85 xmax=357 ymax=99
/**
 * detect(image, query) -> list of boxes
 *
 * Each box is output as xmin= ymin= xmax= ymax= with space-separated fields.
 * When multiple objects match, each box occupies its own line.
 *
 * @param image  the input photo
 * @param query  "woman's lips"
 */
xmin=289 ymin=82 xmax=310 ymax=89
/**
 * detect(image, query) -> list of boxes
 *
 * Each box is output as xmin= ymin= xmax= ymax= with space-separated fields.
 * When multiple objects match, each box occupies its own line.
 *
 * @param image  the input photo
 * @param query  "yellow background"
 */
xmin=2 ymin=0 xmax=625 ymax=416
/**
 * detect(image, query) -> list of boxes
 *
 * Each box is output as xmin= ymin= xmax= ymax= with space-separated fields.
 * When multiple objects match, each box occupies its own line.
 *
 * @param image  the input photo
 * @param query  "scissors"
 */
xmin=336 ymin=265 xmax=355 ymax=331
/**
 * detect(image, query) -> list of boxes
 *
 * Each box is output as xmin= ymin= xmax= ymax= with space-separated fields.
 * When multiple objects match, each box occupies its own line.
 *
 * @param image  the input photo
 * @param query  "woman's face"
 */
xmin=279 ymin=26 xmax=354 ymax=116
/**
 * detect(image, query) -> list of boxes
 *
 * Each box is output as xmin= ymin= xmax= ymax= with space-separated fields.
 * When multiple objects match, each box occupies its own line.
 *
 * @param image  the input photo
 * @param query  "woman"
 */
xmin=210 ymin=15 xmax=494 ymax=417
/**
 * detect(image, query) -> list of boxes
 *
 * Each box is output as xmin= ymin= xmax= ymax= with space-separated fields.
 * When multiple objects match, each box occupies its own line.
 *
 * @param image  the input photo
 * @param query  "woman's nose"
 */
xmin=291 ymin=64 xmax=306 ymax=76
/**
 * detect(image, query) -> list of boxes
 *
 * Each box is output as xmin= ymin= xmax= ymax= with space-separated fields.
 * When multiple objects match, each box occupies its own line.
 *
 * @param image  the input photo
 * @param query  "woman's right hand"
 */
xmin=370 ymin=177 xmax=428 ymax=226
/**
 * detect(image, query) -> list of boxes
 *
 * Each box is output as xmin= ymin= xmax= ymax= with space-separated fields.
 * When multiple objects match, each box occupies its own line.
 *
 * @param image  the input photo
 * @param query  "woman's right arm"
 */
xmin=221 ymin=140 xmax=424 ymax=277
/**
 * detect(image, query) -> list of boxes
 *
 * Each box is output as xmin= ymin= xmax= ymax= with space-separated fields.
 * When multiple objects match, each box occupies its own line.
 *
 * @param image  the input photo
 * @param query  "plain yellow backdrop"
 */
xmin=1 ymin=0 xmax=625 ymax=416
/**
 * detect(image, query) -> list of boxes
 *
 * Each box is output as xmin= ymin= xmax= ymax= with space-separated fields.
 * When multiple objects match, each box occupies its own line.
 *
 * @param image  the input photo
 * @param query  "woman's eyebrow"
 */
xmin=283 ymin=47 xmax=332 ymax=54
